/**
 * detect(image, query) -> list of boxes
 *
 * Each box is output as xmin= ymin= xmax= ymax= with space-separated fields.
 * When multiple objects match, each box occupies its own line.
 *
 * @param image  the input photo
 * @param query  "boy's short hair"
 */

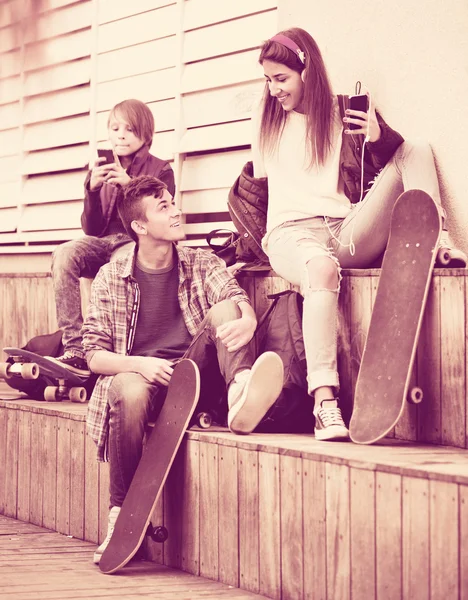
xmin=118 ymin=175 xmax=168 ymax=242
xmin=107 ymin=99 xmax=155 ymax=147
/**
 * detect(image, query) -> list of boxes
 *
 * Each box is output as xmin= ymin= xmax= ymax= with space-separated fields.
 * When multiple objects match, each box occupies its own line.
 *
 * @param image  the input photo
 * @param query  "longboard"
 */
xmin=99 ymin=358 xmax=200 ymax=574
xmin=349 ymin=190 xmax=441 ymax=444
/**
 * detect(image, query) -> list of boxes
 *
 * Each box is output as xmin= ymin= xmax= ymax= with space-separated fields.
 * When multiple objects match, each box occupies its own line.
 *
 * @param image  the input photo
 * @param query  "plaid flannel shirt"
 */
xmin=83 ymin=244 xmax=250 ymax=461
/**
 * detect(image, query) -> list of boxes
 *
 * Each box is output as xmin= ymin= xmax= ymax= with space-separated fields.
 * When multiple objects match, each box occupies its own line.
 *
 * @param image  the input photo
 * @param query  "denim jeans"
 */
xmin=108 ymin=299 xmax=254 ymax=508
xmin=266 ymin=140 xmax=444 ymax=394
xmin=51 ymin=233 xmax=132 ymax=357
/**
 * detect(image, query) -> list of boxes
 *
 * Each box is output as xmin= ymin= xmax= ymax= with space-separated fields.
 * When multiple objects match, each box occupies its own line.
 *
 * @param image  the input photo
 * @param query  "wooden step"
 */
xmin=0 ymin=396 xmax=467 ymax=599
xmin=0 ymin=514 xmax=269 ymax=600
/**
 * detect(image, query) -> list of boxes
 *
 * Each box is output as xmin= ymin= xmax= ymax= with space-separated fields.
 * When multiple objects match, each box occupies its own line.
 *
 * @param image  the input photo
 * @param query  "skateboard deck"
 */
xmin=1 ymin=347 xmax=88 ymax=402
xmin=349 ymin=190 xmax=441 ymax=444
xmin=99 ymin=358 xmax=200 ymax=574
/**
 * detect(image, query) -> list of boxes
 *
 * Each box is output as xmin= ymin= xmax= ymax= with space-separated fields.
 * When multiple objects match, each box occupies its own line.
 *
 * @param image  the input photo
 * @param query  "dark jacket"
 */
xmin=228 ymin=95 xmax=404 ymax=262
xmin=81 ymin=146 xmax=175 ymax=238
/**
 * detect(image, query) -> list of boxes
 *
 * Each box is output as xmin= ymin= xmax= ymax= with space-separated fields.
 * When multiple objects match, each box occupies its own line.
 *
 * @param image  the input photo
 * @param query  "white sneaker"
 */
xmin=93 ymin=506 xmax=121 ymax=564
xmin=227 ymin=352 xmax=284 ymax=435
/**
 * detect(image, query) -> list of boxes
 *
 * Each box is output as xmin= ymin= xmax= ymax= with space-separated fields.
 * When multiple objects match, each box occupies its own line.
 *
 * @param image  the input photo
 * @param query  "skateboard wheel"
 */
xmin=69 ymin=386 xmax=87 ymax=403
xmin=197 ymin=411 xmax=212 ymax=429
xmin=44 ymin=386 xmax=60 ymax=402
xmin=148 ymin=525 xmax=168 ymax=543
xmin=407 ymin=386 xmax=423 ymax=404
xmin=0 ymin=362 xmax=12 ymax=379
xmin=21 ymin=362 xmax=39 ymax=380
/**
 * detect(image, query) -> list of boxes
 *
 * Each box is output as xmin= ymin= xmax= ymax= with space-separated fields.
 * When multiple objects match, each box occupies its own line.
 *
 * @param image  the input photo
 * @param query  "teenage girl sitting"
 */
xmin=249 ymin=27 xmax=466 ymax=441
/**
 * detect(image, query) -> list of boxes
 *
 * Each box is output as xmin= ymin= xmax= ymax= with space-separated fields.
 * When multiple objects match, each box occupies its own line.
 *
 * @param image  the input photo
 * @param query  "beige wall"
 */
xmin=279 ymin=0 xmax=468 ymax=253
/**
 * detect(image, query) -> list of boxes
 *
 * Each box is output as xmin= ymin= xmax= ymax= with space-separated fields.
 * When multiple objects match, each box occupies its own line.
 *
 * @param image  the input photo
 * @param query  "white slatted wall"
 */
xmin=0 ymin=0 xmax=278 ymax=256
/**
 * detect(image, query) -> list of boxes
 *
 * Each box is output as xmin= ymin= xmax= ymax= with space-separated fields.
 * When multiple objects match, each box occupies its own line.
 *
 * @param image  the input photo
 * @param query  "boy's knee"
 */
xmin=108 ymin=373 xmax=148 ymax=411
xmin=305 ymin=256 xmax=340 ymax=291
xmin=206 ymin=299 xmax=241 ymax=327
xmin=52 ymin=239 xmax=78 ymax=271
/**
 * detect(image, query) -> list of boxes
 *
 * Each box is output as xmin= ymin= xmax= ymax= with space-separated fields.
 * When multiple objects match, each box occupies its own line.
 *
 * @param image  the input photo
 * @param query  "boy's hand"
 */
xmin=216 ymin=315 xmax=256 ymax=352
xmin=106 ymin=164 xmax=131 ymax=187
xmin=136 ymin=357 xmax=174 ymax=386
xmin=89 ymin=157 xmax=115 ymax=191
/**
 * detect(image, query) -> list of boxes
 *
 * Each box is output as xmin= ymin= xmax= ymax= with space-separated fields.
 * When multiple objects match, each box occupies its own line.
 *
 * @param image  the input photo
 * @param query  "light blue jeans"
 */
xmin=265 ymin=140 xmax=444 ymax=395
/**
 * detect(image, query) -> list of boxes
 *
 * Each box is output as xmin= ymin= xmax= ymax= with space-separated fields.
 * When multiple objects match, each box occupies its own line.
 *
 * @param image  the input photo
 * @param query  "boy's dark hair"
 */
xmin=118 ymin=175 xmax=168 ymax=242
xmin=108 ymin=99 xmax=155 ymax=147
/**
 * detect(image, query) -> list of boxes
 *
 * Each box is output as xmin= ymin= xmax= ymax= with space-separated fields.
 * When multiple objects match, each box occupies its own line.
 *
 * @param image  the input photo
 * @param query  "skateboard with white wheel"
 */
xmin=99 ymin=359 xmax=200 ymax=574
xmin=1 ymin=347 xmax=88 ymax=402
xmin=349 ymin=190 xmax=441 ymax=444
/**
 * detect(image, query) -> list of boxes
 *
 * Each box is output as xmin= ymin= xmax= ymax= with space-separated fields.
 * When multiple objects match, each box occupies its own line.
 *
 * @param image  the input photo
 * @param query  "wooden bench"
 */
xmin=1 ymin=394 xmax=468 ymax=599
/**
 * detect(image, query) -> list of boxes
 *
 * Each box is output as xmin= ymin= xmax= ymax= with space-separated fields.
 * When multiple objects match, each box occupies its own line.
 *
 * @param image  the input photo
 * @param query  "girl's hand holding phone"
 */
xmin=344 ymin=94 xmax=381 ymax=143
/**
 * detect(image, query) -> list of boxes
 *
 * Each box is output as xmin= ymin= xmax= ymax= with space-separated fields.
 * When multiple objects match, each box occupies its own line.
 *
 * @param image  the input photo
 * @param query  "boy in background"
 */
xmin=50 ymin=99 xmax=174 ymax=376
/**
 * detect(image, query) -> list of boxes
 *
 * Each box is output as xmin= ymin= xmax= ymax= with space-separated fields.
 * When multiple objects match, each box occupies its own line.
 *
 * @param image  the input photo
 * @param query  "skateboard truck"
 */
xmin=44 ymin=381 xmax=87 ymax=403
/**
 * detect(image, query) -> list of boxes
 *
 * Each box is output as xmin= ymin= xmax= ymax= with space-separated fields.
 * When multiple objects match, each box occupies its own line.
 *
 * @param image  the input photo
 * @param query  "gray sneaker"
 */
xmin=93 ymin=506 xmax=120 ymax=564
xmin=227 ymin=351 xmax=284 ymax=435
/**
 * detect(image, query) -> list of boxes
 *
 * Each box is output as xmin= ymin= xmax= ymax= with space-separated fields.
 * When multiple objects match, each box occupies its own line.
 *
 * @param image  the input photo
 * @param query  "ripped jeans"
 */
xmin=266 ymin=140 xmax=444 ymax=395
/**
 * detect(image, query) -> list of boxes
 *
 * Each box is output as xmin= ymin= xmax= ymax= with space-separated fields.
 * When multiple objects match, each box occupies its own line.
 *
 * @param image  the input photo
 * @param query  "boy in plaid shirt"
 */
xmin=82 ymin=175 xmax=283 ymax=564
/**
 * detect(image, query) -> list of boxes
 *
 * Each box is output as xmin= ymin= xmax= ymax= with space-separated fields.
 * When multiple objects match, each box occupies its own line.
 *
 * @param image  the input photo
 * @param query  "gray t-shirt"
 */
xmin=131 ymin=258 xmax=192 ymax=359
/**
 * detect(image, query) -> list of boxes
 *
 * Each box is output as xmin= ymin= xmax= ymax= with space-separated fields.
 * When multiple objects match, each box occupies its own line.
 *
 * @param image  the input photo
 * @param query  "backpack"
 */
xmin=255 ymin=290 xmax=314 ymax=433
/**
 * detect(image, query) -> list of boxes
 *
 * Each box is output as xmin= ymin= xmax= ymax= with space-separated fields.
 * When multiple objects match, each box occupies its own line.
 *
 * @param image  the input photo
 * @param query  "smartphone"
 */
xmin=97 ymin=148 xmax=115 ymax=164
xmin=348 ymin=94 xmax=369 ymax=130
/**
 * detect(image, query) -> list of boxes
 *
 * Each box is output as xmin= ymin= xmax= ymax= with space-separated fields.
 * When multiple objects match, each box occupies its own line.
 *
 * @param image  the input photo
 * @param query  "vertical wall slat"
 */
xmin=440 ymin=277 xmax=466 ymax=447
xmin=17 ymin=409 xmax=31 ymax=522
xmin=258 ymin=451 xmax=280 ymax=599
xmin=238 ymin=447 xmax=260 ymax=594
xmin=303 ymin=459 xmax=327 ymax=600
xmin=430 ymin=480 xmax=459 ymax=600
xmin=163 ymin=440 xmax=184 ymax=569
xmin=459 ymin=484 xmax=468 ymax=600
xmin=181 ymin=438 xmax=200 ymax=576
xmin=375 ymin=472 xmax=402 ymax=599
xmin=218 ymin=443 xmax=239 ymax=587
xmin=350 ymin=467 xmax=376 ymax=600
xmin=98 ymin=461 xmax=110 ymax=544
xmin=326 ymin=462 xmax=350 ymax=600
xmin=199 ymin=440 xmax=219 ymax=580
xmin=84 ymin=430 xmax=99 ymax=543
xmin=0 ymin=408 xmax=6 ymax=513
xmin=4 ymin=408 xmax=19 ymax=518
xmin=69 ymin=419 xmax=85 ymax=539
xmin=42 ymin=414 xmax=58 ymax=531
xmin=280 ymin=453 xmax=303 ymax=600
xmin=29 ymin=412 xmax=44 ymax=526
xmin=56 ymin=416 xmax=71 ymax=535
xmin=402 ymin=476 xmax=430 ymax=600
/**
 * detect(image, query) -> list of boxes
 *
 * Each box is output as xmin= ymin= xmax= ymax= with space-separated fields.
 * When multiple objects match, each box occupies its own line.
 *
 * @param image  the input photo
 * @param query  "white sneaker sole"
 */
xmin=228 ymin=351 xmax=284 ymax=435
xmin=314 ymin=424 xmax=350 ymax=441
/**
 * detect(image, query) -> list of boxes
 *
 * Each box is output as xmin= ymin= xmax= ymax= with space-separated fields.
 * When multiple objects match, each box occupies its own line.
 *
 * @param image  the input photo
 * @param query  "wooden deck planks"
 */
xmin=199 ymin=441 xmax=219 ymax=581
xmin=0 ymin=516 xmax=270 ymax=600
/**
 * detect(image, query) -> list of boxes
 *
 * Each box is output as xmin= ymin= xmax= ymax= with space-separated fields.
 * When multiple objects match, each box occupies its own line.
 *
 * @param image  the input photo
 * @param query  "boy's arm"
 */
xmin=201 ymin=252 xmax=257 ymax=350
xmin=81 ymin=171 xmax=107 ymax=235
